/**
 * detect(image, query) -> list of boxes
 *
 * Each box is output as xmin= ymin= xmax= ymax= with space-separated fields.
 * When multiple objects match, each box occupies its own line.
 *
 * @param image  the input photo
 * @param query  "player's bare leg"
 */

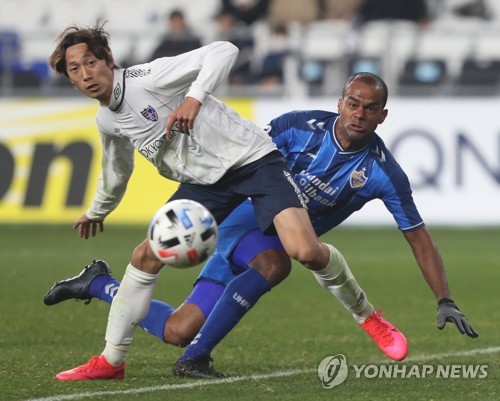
xmin=164 ymin=303 xmax=206 ymax=346
xmin=274 ymin=207 xmax=408 ymax=360
xmin=273 ymin=207 xmax=330 ymax=270
xmin=163 ymin=247 xmax=290 ymax=345
xmin=172 ymin=247 xmax=292 ymax=378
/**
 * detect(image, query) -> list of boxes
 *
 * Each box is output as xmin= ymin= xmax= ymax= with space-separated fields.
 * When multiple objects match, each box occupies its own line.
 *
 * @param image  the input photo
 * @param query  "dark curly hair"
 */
xmin=49 ymin=22 xmax=119 ymax=77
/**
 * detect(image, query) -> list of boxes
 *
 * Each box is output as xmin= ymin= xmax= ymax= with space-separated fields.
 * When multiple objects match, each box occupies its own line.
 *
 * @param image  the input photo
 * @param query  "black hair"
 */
xmin=342 ymin=72 xmax=388 ymax=107
xmin=49 ymin=22 xmax=117 ymax=77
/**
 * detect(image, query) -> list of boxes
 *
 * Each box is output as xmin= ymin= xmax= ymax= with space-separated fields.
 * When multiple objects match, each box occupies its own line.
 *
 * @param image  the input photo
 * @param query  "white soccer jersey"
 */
xmin=87 ymin=41 xmax=277 ymax=220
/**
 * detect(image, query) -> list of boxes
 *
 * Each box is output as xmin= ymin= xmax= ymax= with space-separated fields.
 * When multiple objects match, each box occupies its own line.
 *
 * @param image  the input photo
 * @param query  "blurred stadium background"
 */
xmin=0 ymin=0 xmax=499 ymax=226
xmin=2 ymin=0 xmax=500 ymax=97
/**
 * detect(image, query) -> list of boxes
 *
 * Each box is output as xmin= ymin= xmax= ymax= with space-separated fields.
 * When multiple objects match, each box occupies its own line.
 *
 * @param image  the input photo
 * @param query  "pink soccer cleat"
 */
xmin=360 ymin=311 xmax=408 ymax=361
xmin=56 ymin=355 xmax=125 ymax=381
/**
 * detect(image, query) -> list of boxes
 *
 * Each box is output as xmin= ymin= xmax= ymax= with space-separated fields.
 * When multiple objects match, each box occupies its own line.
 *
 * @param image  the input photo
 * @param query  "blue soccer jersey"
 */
xmin=268 ymin=109 xmax=423 ymax=235
xmin=199 ymin=110 xmax=424 ymax=284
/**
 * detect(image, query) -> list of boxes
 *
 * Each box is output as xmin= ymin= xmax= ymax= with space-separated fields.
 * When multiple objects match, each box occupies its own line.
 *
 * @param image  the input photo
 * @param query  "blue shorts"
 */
xmin=196 ymin=200 xmax=284 ymax=286
xmin=184 ymin=279 xmax=225 ymax=318
xmin=168 ymin=150 xmax=305 ymax=234
xmin=184 ymin=200 xmax=285 ymax=314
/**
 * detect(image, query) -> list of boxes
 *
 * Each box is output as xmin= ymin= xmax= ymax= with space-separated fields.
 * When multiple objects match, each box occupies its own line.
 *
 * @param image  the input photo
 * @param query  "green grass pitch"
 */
xmin=0 ymin=225 xmax=498 ymax=401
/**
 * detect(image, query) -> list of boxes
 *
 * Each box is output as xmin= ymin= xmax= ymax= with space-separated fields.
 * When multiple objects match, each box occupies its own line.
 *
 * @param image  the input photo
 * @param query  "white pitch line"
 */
xmin=24 ymin=369 xmax=313 ymax=401
xmin=25 ymin=346 xmax=500 ymax=401
xmin=402 ymin=346 xmax=500 ymax=364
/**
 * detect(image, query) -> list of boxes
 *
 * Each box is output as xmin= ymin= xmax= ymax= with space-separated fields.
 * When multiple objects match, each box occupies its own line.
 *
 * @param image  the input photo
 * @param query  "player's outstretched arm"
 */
xmin=73 ymin=214 xmax=104 ymax=240
xmin=402 ymin=227 xmax=478 ymax=338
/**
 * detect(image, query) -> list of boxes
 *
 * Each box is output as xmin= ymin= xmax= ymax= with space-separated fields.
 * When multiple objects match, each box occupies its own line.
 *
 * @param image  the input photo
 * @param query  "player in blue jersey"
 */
xmin=45 ymin=72 xmax=477 ymax=380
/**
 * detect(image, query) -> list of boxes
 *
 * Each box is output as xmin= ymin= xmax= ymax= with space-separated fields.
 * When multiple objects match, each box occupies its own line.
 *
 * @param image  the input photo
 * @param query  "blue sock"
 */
xmin=88 ymin=275 xmax=174 ymax=342
xmin=88 ymin=275 xmax=118 ymax=303
xmin=180 ymin=268 xmax=271 ymax=361
xmin=139 ymin=300 xmax=175 ymax=342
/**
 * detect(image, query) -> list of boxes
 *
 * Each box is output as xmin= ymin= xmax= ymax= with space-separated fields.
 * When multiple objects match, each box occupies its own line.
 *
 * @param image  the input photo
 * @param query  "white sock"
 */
xmin=101 ymin=343 xmax=129 ymax=367
xmin=102 ymin=264 xmax=159 ymax=366
xmin=312 ymin=244 xmax=374 ymax=323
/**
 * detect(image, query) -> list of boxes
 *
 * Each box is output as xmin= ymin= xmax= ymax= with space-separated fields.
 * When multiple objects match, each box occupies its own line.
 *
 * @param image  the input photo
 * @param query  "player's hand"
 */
xmin=437 ymin=298 xmax=478 ymax=338
xmin=166 ymin=96 xmax=202 ymax=138
xmin=73 ymin=214 xmax=104 ymax=239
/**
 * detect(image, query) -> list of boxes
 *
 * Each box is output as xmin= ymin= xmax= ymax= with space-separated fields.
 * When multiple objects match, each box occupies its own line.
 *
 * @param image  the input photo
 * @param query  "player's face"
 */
xmin=336 ymin=80 xmax=388 ymax=150
xmin=65 ymin=43 xmax=115 ymax=106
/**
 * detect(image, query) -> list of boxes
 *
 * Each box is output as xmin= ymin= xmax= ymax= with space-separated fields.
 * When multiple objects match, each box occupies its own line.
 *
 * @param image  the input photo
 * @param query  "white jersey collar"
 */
xmin=108 ymin=69 xmax=126 ymax=112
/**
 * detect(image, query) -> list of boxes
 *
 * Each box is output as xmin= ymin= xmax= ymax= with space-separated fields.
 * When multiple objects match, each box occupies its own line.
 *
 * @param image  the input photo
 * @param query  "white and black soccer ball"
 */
xmin=148 ymin=199 xmax=218 ymax=268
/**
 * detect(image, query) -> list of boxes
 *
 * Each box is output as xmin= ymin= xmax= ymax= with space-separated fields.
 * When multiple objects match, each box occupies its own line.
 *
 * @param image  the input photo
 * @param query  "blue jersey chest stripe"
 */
xmin=268 ymin=110 xmax=423 ymax=232
xmin=287 ymin=128 xmax=325 ymax=171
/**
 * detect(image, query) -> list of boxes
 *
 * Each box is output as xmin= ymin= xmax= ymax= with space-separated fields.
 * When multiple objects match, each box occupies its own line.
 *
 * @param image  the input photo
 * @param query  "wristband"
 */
xmin=438 ymin=298 xmax=460 ymax=311
xmin=438 ymin=298 xmax=454 ymax=306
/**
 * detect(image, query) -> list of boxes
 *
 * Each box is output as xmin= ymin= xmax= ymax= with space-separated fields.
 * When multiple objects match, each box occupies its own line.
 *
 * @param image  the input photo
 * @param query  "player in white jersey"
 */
xmin=47 ymin=23 xmax=369 ymax=380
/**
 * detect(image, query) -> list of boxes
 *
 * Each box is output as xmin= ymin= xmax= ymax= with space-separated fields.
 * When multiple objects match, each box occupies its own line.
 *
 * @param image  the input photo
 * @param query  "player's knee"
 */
xmin=164 ymin=321 xmax=197 ymax=347
xmin=286 ymin=244 xmax=317 ymax=266
xmin=286 ymin=241 xmax=331 ymax=270
xmin=265 ymin=260 xmax=291 ymax=287
xmin=131 ymin=239 xmax=164 ymax=274
xmin=252 ymin=249 xmax=291 ymax=287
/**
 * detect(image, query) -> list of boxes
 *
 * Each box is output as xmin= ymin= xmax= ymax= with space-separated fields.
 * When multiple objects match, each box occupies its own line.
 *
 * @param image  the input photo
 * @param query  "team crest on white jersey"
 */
xmin=141 ymin=105 xmax=158 ymax=122
xmin=349 ymin=168 xmax=368 ymax=188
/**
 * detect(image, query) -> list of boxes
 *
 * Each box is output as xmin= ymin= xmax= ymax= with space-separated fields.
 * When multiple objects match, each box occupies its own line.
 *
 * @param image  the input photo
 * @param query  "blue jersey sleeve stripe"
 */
xmin=400 ymin=221 xmax=426 ymax=232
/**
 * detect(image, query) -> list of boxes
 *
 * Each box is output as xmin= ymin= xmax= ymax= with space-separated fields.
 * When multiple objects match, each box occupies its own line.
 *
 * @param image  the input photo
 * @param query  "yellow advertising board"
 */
xmin=0 ymin=97 xmax=254 ymax=224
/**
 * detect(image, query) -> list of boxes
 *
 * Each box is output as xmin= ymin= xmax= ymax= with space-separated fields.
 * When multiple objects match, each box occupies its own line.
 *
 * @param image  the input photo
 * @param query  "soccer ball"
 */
xmin=148 ymin=199 xmax=218 ymax=268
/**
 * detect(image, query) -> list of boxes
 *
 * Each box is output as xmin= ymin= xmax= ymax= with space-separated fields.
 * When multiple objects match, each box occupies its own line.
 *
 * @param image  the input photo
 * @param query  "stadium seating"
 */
xmin=1 ymin=0 xmax=500 ymax=96
xmin=398 ymin=58 xmax=448 ymax=96
xmin=454 ymin=59 xmax=500 ymax=95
